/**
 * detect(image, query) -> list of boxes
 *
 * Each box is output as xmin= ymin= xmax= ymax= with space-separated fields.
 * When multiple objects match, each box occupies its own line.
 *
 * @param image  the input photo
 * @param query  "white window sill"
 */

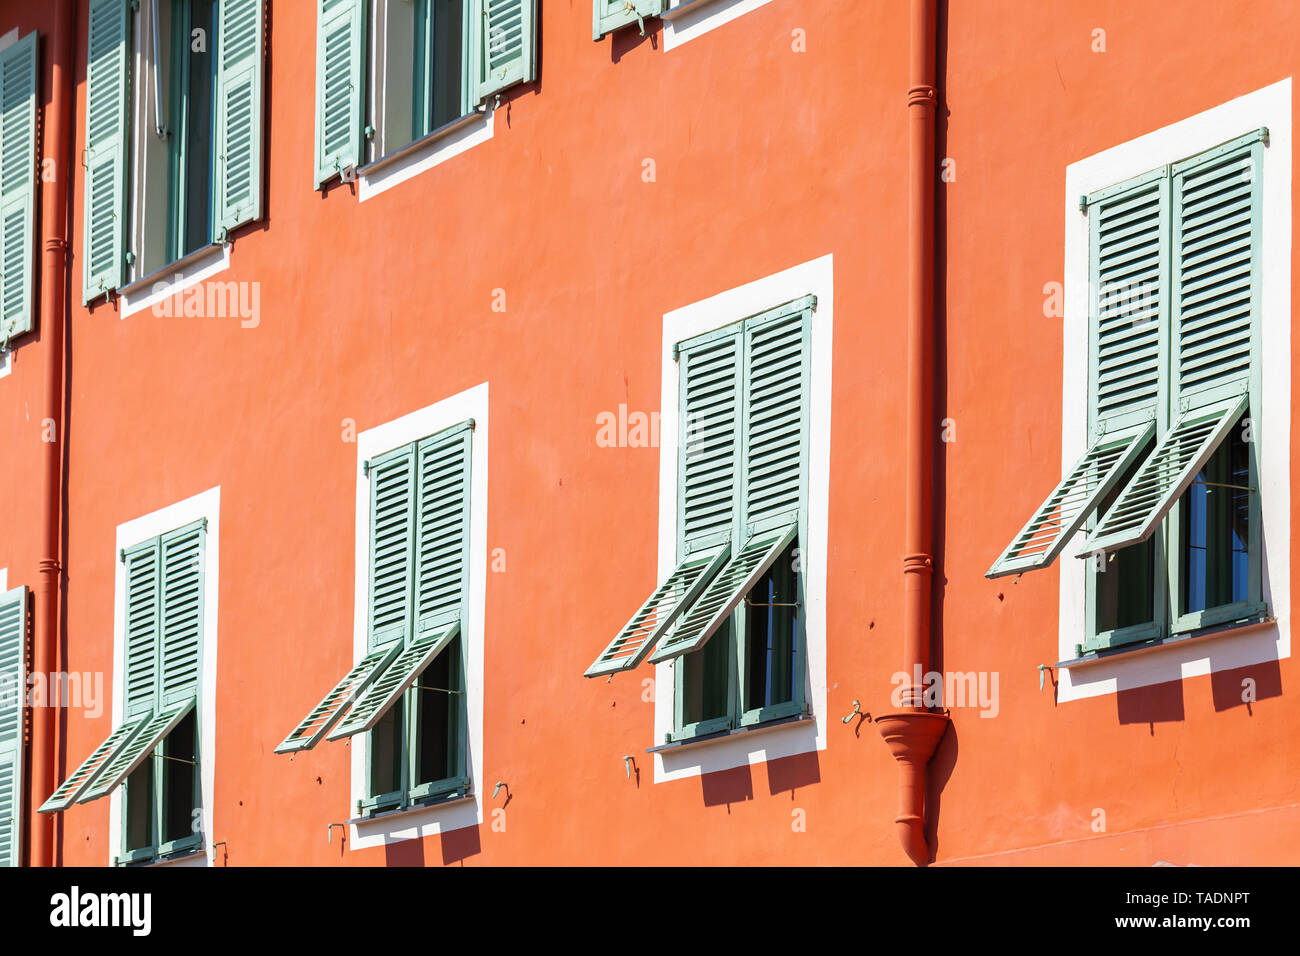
xmin=357 ymin=109 xmax=494 ymax=203
xmin=648 ymin=712 xmax=814 ymax=755
xmin=663 ymin=0 xmax=775 ymax=50
xmin=1057 ymin=614 xmax=1276 ymax=671
xmin=118 ymin=243 xmax=232 ymax=320
xmin=347 ymin=790 xmax=481 ymax=850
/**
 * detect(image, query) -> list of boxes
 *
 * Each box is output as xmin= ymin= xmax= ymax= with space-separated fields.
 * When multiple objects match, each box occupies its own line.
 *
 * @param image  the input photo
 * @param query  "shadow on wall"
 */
xmin=1114 ymin=646 xmax=1284 ymax=728
xmin=926 ymin=719 xmax=957 ymax=863
xmin=698 ymin=750 xmax=824 ymax=809
xmin=381 ymin=823 xmax=482 ymax=867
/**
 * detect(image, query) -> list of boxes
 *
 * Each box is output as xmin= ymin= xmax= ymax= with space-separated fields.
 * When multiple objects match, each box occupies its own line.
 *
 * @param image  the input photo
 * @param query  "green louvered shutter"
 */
xmin=82 ymin=0 xmax=129 ymax=303
xmin=471 ymin=0 xmax=536 ymax=104
xmin=159 ymin=521 xmax=204 ymax=708
xmin=214 ymin=0 xmax=264 ymax=238
xmin=328 ymin=621 xmax=460 ymax=739
xmin=679 ymin=327 xmax=742 ymax=552
xmin=0 ymin=587 xmax=26 ymax=865
xmin=650 ymin=522 xmax=799 ymax=663
xmin=314 ymin=0 xmax=365 ymax=188
xmin=742 ymin=299 xmax=811 ymax=532
xmin=39 ymin=715 xmax=148 ymax=813
xmin=413 ymin=427 xmax=471 ymax=640
xmin=76 ymin=698 xmax=194 ymax=804
xmin=274 ymin=644 xmax=401 ymax=753
xmin=593 ymin=0 xmax=664 ymax=40
xmin=1084 ymin=132 xmax=1264 ymax=555
xmin=990 ymin=170 xmax=1168 ymax=576
xmin=123 ymin=539 xmax=161 ymax=718
xmin=368 ymin=444 xmax=417 ymax=649
xmin=584 ymin=544 xmax=730 ymax=677
xmin=0 ymin=34 xmax=38 ymax=344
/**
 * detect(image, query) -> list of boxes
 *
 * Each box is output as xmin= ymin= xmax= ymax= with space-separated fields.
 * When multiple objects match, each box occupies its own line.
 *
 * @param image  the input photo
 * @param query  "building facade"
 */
xmin=0 ymin=0 xmax=1296 ymax=866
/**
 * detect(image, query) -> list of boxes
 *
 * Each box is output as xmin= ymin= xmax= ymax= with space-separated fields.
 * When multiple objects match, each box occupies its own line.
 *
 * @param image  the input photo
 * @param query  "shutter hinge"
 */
xmin=672 ymin=342 xmax=680 ymax=361
xmin=465 ymin=417 xmax=476 ymax=430
xmin=130 ymin=0 xmax=140 ymax=9
xmin=119 ymin=548 xmax=126 ymax=563
xmin=1078 ymin=194 xmax=1088 ymax=214
xmin=202 ymin=517 xmax=209 ymax=532
xmin=1260 ymin=126 xmax=1271 ymax=147
xmin=362 ymin=460 xmax=371 ymax=478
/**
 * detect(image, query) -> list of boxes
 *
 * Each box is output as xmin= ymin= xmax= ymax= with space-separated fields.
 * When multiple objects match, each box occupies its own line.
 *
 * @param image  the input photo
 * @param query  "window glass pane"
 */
xmin=416 ymin=635 xmax=461 ymax=786
xmin=745 ymin=541 xmax=798 ymax=711
xmin=1182 ymin=419 xmax=1250 ymax=613
xmin=175 ymin=0 xmax=216 ymax=259
xmin=681 ymin=619 xmax=730 ymax=726
xmin=161 ymin=710 xmax=197 ymax=845
xmin=1095 ymin=458 xmax=1155 ymax=632
xmin=429 ymin=0 xmax=464 ymax=129
xmin=123 ymin=760 xmax=153 ymax=853
xmin=369 ymin=696 xmax=404 ymax=799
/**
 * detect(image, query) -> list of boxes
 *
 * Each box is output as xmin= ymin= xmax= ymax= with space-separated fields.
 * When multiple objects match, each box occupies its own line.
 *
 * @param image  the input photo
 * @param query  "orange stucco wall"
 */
xmin=0 ymin=0 xmax=1296 ymax=866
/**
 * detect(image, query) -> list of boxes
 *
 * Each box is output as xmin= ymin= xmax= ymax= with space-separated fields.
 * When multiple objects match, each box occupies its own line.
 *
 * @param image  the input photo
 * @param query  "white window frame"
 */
xmin=348 ymin=382 xmax=489 ymax=849
xmin=1058 ymin=79 xmax=1292 ymax=701
xmin=653 ymin=254 xmax=832 ymax=782
xmin=108 ymin=485 xmax=220 ymax=867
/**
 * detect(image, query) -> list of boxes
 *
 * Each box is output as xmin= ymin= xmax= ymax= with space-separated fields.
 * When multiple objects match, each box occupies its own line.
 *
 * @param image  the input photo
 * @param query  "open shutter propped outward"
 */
xmin=585 ymin=544 xmax=731 ymax=677
xmin=0 ymin=587 xmax=26 ymax=864
xmin=214 ymin=0 xmax=264 ymax=238
xmin=327 ymin=620 xmax=461 ymax=740
xmin=986 ymin=423 xmax=1155 ymax=578
xmin=1082 ymin=393 xmax=1248 ymax=556
xmin=314 ymin=0 xmax=365 ymax=187
xmin=82 ymin=0 xmax=130 ymax=303
xmin=650 ymin=521 xmax=798 ymax=663
xmin=38 ymin=715 xmax=147 ymax=813
xmin=0 ymin=33 xmax=38 ymax=344
xmin=471 ymin=0 xmax=537 ymax=105
xmin=76 ymin=698 xmax=195 ymax=805
xmin=593 ymin=0 xmax=665 ymax=40
xmin=275 ymin=644 xmax=400 ymax=753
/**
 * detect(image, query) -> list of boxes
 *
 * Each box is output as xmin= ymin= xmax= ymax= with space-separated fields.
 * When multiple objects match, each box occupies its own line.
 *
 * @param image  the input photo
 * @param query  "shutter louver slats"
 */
xmin=649 ymin=521 xmax=799 ymax=663
xmin=159 ymin=523 xmax=204 ymax=708
xmin=415 ymin=430 xmax=470 ymax=633
xmin=38 ymin=715 xmax=148 ymax=813
xmin=123 ymin=542 xmax=161 ymax=718
xmin=0 ymin=33 xmax=38 ymax=343
xmin=584 ymin=544 xmax=731 ymax=677
xmin=275 ymin=644 xmax=401 ymax=753
xmin=76 ymin=699 xmax=195 ymax=805
xmin=681 ymin=333 xmax=740 ymax=547
xmin=472 ymin=0 xmax=537 ymax=104
xmin=327 ymin=621 xmax=460 ymax=740
xmin=215 ymin=0 xmax=264 ymax=237
xmin=368 ymin=446 xmax=417 ymax=647
xmin=82 ymin=0 xmax=130 ymax=302
xmin=593 ymin=0 xmax=665 ymax=40
xmin=314 ymin=0 xmax=365 ymax=187
xmin=1081 ymin=394 xmax=1248 ymax=555
xmin=0 ymin=587 xmax=25 ymax=863
xmin=744 ymin=308 xmax=807 ymax=528
xmin=986 ymin=422 xmax=1156 ymax=578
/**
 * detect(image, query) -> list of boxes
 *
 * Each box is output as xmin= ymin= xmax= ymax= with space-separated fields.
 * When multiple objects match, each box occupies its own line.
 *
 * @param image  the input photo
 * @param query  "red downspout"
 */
xmin=875 ymin=0 xmax=949 ymax=866
xmin=31 ymin=0 xmax=75 ymax=868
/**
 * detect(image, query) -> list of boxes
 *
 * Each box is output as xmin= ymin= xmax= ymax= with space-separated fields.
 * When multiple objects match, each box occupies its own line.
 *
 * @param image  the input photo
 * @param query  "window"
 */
xmin=279 ymin=422 xmax=473 ymax=816
xmin=0 ymin=585 xmax=27 ymax=867
xmin=0 ymin=32 xmax=38 ymax=346
xmin=989 ymin=129 xmax=1267 ymax=655
xmin=586 ymin=297 xmax=813 ymax=740
xmin=82 ymin=0 xmax=264 ymax=302
xmin=313 ymin=0 xmax=537 ymax=187
xmin=40 ymin=521 xmax=207 ymax=866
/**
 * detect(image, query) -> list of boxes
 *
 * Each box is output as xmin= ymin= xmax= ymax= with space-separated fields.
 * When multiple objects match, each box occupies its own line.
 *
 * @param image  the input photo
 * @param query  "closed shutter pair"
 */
xmin=585 ymin=297 xmax=812 ymax=677
xmin=82 ymin=0 xmax=265 ymax=303
xmin=988 ymin=130 xmax=1264 ymax=578
xmin=277 ymin=425 xmax=471 ymax=754
xmin=314 ymin=0 xmax=538 ymax=188
xmin=41 ymin=522 xmax=205 ymax=814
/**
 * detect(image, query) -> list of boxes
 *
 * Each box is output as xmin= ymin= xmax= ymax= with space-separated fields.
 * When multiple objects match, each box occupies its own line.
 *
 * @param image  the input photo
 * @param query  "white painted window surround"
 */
xmin=1058 ymin=79 xmax=1292 ymax=702
xmin=662 ymin=0 xmax=776 ymax=51
xmin=348 ymin=383 xmax=489 ymax=849
xmin=653 ymin=254 xmax=832 ymax=782
xmin=108 ymin=485 xmax=221 ymax=867
xmin=357 ymin=109 xmax=494 ymax=203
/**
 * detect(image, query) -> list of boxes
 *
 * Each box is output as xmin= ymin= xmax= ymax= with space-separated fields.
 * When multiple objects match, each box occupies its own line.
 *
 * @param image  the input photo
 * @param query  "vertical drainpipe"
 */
xmin=874 ymin=0 xmax=950 ymax=866
xmin=31 ymin=0 xmax=75 ymax=868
